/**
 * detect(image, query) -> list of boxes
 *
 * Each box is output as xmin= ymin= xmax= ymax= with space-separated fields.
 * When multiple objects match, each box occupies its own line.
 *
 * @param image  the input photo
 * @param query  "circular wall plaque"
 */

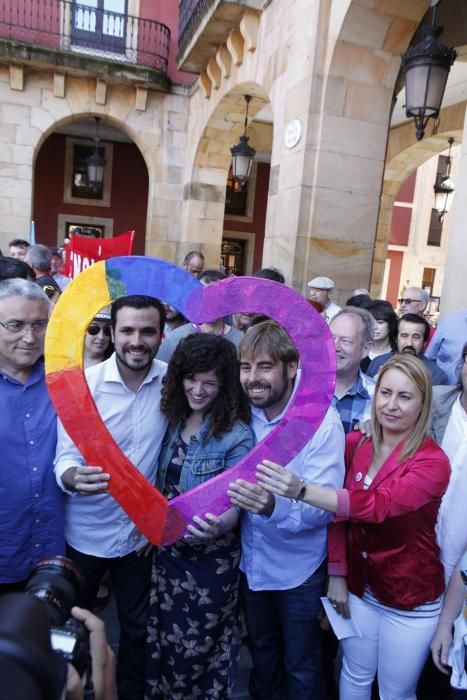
xmin=284 ymin=119 xmax=303 ymax=149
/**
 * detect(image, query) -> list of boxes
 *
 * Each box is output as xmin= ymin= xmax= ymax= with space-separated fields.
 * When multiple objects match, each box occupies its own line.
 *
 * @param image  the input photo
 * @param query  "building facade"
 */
xmin=1 ymin=0 xmax=466 ymax=311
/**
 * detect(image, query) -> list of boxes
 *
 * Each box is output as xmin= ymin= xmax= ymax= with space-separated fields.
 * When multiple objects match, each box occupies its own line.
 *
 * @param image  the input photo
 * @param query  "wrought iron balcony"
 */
xmin=0 ymin=0 xmax=171 ymax=74
xmin=178 ymin=0 xmax=262 ymax=73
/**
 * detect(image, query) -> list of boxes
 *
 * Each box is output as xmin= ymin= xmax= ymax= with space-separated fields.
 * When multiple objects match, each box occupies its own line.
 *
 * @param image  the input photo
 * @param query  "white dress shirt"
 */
xmin=240 ymin=400 xmax=345 ymax=591
xmin=54 ymin=354 xmax=168 ymax=557
xmin=437 ymin=396 xmax=467 ymax=581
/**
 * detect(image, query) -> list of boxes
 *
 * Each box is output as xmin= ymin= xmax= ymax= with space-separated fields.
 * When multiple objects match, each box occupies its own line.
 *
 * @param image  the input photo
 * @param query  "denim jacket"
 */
xmin=156 ymin=418 xmax=254 ymax=494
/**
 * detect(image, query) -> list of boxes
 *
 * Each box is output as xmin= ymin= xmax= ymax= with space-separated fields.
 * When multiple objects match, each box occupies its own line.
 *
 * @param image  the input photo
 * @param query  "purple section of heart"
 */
xmin=163 ymin=276 xmax=336 ymax=543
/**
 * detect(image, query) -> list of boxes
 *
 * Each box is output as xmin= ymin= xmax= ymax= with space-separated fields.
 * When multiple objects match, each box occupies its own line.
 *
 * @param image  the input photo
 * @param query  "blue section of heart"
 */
xmin=105 ymin=256 xmax=202 ymax=318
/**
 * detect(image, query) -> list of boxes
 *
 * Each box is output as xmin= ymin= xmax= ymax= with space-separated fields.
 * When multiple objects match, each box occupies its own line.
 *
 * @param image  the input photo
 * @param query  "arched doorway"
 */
xmin=33 ymin=116 xmax=149 ymax=254
xmin=181 ymin=82 xmax=272 ymax=272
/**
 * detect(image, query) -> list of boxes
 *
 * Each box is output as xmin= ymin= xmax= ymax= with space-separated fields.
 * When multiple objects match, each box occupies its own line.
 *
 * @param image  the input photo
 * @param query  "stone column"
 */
xmin=439 ymin=104 xmax=467 ymax=315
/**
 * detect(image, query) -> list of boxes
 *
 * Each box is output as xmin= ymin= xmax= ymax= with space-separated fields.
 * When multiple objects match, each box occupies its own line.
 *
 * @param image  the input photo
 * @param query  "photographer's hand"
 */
xmin=66 ymin=607 xmax=117 ymax=700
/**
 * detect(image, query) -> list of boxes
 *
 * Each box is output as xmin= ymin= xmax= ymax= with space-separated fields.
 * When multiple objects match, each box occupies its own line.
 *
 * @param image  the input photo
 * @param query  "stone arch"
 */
xmin=32 ymin=109 xmax=152 ymax=252
xmin=32 ymin=112 xmax=154 ymax=183
xmin=299 ymin=0 xmax=429 ymax=300
xmin=372 ymin=101 xmax=467 ymax=294
xmin=0 ymin=67 xmax=183 ymax=251
xmin=179 ymin=81 xmax=272 ymax=268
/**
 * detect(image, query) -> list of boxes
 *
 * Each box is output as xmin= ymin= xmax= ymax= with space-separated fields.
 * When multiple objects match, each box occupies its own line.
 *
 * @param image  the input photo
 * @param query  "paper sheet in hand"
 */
xmin=321 ymin=597 xmax=362 ymax=640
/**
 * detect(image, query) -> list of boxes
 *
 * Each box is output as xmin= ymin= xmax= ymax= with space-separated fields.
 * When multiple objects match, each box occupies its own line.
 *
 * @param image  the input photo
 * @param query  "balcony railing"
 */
xmin=178 ymin=0 xmax=215 ymax=54
xmin=0 ymin=0 xmax=171 ymax=73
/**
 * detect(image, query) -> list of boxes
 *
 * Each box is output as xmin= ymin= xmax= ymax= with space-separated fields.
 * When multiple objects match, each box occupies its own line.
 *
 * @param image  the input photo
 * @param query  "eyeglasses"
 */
xmin=398 ymin=298 xmax=422 ymax=305
xmin=0 ymin=320 xmax=48 ymax=335
xmin=87 ymin=324 xmax=112 ymax=337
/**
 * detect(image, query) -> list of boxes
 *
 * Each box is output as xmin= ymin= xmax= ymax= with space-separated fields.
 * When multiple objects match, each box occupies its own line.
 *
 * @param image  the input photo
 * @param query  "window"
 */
xmin=72 ymin=0 xmax=127 ymax=53
xmin=63 ymin=137 xmax=113 ymax=207
xmin=66 ymin=223 xmax=106 ymax=239
xmin=422 ymin=268 xmax=436 ymax=296
xmin=427 ymin=208 xmax=442 ymax=247
xmin=221 ymin=238 xmax=246 ymax=276
xmin=72 ymin=144 xmax=105 ymax=200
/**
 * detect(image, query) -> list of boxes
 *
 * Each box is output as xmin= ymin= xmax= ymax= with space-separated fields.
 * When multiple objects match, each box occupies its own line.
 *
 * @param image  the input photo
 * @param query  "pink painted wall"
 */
xmin=140 ymin=0 xmax=193 ymax=84
xmin=0 ymin=0 xmax=193 ymax=84
xmin=0 ymin=0 xmax=61 ymax=49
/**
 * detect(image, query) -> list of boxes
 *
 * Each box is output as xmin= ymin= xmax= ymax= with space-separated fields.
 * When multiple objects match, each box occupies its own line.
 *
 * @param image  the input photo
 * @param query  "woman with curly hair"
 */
xmin=145 ymin=333 xmax=254 ymax=699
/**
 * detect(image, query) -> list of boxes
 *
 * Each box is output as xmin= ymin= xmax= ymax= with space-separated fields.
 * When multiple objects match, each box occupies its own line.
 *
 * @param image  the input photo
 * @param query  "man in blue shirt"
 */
xmin=0 ymin=278 xmax=64 ymax=592
xmin=228 ymin=321 xmax=344 ymax=700
xmin=424 ymin=308 xmax=467 ymax=384
xmin=329 ymin=307 xmax=376 ymax=433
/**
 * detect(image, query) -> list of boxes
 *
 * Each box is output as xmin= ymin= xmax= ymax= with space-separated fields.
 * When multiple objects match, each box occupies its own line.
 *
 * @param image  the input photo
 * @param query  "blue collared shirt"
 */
xmin=240 ymin=401 xmax=345 ymax=591
xmin=332 ymin=369 xmax=375 ymax=434
xmin=0 ymin=361 xmax=64 ymax=583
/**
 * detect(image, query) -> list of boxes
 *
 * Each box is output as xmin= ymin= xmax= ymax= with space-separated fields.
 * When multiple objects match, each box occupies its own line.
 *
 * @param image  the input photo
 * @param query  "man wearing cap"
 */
xmin=307 ymin=277 xmax=341 ymax=324
xmin=50 ymin=247 xmax=70 ymax=291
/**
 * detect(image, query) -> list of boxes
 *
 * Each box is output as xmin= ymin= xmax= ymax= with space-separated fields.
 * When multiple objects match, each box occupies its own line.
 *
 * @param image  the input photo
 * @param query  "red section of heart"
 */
xmin=48 ymin=366 xmax=171 ymax=543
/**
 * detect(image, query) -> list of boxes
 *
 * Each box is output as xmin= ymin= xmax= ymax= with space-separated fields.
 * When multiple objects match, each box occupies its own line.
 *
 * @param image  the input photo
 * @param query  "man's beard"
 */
xmin=401 ymin=346 xmax=417 ymax=356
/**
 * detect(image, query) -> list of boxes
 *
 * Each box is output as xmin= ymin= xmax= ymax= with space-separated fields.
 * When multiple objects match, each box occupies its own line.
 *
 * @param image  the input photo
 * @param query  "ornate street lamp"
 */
xmin=401 ymin=0 xmax=457 ymax=141
xmin=230 ymin=95 xmax=256 ymax=188
xmin=86 ymin=116 xmax=105 ymax=190
xmin=434 ymin=136 xmax=455 ymax=222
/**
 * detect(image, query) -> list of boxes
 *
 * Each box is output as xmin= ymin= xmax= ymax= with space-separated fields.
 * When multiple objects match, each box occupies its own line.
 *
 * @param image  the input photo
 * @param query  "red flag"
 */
xmin=64 ymin=231 xmax=135 ymax=279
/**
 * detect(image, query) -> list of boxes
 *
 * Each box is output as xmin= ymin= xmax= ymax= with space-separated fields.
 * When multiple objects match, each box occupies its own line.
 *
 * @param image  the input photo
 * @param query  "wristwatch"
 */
xmin=295 ymin=479 xmax=307 ymax=501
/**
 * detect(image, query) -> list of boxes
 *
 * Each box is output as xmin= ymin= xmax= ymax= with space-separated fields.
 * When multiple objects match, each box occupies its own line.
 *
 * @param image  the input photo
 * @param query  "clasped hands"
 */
xmin=61 ymin=466 xmax=110 ymax=495
xmin=227 ymin=459 xmax=302 ymax=515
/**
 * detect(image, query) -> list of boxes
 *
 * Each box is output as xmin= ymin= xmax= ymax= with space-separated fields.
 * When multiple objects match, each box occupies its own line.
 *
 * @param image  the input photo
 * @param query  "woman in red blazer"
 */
xmin=256 ymin=354 xmax=451 ymax=700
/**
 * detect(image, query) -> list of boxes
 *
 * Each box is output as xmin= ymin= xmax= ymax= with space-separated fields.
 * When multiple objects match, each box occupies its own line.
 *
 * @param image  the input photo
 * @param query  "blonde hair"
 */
xmin=370 ymin=354 xmax=432 ymax=460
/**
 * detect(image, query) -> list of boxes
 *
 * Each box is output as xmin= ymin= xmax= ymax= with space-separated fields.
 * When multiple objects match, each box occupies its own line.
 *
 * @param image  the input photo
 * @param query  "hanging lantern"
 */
xmin=434 ymin=137 xmax=455 ymax=221
xmin=86 ymin=117 xmax=105 ymax=190
xmin=230 ymin=95 xmax=256 ymax=188
xmin=401 ymin=1 xmax=457 ymax=141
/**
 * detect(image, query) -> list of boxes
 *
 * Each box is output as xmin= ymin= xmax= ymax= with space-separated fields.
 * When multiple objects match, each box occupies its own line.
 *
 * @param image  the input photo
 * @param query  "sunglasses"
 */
xmin=87 ymin=324 xmax=112 ymax=337
xmin=398 ymin=298 xmax=422 ymax=305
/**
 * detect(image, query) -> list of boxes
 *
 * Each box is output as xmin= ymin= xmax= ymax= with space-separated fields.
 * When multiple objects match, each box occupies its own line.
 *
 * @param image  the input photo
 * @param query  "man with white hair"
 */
xmin=398 ymin=286 xmax=435 ymax=347
xmin=307 ymin=276 xmax=341 ymax=324
xmin=0 ymin=279 xmax=64 ymax=592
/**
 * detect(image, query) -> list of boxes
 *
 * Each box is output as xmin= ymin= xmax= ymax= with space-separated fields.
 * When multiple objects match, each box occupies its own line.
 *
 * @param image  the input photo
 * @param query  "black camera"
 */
xmin=25 ymin=555 xmax=91 ymax=677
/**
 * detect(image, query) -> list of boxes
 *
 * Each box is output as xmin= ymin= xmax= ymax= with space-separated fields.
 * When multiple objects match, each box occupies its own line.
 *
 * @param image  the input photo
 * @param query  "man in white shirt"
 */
xmin=54 ymin=295 xmax=168 ymax=700
xmin=228 ymin=321 xmax=345 ymax=700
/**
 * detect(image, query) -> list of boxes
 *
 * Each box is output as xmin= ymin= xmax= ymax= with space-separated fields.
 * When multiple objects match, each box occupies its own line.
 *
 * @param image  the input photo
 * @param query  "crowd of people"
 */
xmin=0 ymin=242 xmax=465 ymax=700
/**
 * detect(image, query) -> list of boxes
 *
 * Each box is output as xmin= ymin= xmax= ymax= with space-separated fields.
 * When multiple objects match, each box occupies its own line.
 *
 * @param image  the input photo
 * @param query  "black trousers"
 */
xmin=67 ymin=545 xmax=152 ymax=700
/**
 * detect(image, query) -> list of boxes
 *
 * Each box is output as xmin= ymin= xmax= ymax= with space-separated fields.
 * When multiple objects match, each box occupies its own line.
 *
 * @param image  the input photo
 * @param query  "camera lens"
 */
xmin=25 ymin=556 xmax=82 ymax=627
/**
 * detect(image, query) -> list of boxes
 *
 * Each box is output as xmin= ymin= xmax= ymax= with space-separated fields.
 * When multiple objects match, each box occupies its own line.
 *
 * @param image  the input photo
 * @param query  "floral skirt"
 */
xmin=145 ymin=530 xmax=242 ymax=699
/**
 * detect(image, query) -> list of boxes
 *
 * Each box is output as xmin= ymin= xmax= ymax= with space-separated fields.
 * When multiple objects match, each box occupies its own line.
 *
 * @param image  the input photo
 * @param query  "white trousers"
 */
xmin=340 ymin=593 xmax=439 ymax=700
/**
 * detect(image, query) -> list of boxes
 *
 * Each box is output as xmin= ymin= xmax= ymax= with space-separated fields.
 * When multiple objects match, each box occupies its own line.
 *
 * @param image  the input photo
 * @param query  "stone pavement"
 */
xmin=99 ymin=593 xmax=252 ymax=698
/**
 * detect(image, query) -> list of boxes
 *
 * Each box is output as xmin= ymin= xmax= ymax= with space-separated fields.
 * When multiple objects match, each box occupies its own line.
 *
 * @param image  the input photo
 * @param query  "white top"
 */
xmin=240 ymin=400 xmax=345 ymax=591
xmin=441 ymin=395 xmax=467 ymax=465
xmin=324 ymin=301 xmax=341 ymax=325
xmin=54 ymin=354 xmax=168 ymax=557
xmin=437 ymin=397 xmax=467 ymax=582
xmin=53 ymin=272 xmax=71 ymax=291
